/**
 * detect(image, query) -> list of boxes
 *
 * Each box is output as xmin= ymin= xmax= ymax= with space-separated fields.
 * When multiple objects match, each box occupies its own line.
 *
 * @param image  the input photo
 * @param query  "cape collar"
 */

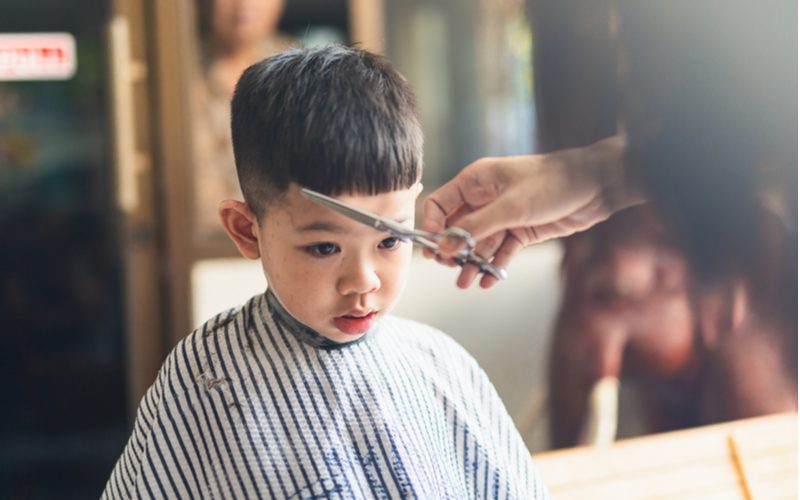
xmin=264 ymin=289 xmax=375 ymax=350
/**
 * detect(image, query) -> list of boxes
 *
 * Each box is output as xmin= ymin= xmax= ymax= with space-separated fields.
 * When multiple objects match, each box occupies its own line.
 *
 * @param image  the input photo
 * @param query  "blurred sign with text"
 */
xmin=0 ymin=32 xmax=77 ymax=81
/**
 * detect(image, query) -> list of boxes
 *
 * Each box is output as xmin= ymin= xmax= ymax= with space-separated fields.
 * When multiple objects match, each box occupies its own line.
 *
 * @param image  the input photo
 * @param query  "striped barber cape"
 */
xmin=102 ymin=290 xmax=548 ymax=499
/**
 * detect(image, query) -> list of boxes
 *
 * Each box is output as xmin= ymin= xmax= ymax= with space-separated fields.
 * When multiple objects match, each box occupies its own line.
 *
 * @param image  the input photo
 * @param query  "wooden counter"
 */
xmin=533 ymin=413 xmax=797 ymax=499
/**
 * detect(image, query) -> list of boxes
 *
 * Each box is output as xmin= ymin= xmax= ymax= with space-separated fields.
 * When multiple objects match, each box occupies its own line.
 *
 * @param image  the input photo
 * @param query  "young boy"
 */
xmin=102 ymin=45 xmax=547 ymax=499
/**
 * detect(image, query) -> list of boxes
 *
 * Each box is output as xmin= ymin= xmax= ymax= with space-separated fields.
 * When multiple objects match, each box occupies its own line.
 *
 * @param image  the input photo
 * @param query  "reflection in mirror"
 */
xmin=191 ymin=0 xmax=294 ymax=242
xmin=190 ymin=0 xmax=351 ymax=247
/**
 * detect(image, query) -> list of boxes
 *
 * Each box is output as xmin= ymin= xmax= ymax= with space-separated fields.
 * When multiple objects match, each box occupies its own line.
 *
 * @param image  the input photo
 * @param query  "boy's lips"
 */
xmin=333 ymin=311 xmax=377 ymax=335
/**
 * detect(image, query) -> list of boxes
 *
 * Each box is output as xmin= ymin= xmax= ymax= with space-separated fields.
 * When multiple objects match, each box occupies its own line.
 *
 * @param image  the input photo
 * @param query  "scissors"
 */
xmin=301 ymin=188 xmax=508 ymax=281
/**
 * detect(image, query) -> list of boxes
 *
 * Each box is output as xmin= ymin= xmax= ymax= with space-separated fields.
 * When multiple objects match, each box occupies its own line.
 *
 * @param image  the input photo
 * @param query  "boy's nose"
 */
xmin=337 ymin=256 xmax=381 ymax=296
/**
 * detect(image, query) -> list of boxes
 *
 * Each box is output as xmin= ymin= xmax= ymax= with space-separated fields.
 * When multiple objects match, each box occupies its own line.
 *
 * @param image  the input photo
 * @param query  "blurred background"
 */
xmin=0 ymin=0 xmax=795 ymax=497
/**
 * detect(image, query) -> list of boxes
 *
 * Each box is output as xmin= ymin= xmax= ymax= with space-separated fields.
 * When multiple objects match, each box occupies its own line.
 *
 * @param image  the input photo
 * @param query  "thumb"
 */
xmin=438 ymin=195 xmax=524 ymax=255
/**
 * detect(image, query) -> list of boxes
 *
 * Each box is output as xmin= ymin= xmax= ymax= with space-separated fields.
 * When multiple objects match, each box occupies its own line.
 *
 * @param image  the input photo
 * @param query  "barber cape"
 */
xmin=102 ymin=290 xmax=548 ymax=499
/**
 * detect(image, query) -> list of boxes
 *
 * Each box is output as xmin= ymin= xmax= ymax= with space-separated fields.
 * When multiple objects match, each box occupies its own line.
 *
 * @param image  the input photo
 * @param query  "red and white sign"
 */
xmin=0 ymin=33 xmax=77 ymax=81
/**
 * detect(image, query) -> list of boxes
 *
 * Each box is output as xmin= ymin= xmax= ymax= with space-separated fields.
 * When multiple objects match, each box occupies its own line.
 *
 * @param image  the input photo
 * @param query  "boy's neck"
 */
xmin=265 ymin=289 xmax=374 ymax=351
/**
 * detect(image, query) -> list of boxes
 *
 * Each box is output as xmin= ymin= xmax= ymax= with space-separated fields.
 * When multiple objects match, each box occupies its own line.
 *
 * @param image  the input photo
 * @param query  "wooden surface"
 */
xmin=533 ymin=413 xmax=798 ymax=499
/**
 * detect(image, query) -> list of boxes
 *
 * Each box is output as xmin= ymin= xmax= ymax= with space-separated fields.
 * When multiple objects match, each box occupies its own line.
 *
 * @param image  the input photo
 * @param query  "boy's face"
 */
xmin=222 ymin=183 xmax=421 ymax=343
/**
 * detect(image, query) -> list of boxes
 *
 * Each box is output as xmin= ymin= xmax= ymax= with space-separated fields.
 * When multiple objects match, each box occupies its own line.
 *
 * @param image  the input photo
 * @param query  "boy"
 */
xmin=102 ymin=45 xmax=547 ymax=499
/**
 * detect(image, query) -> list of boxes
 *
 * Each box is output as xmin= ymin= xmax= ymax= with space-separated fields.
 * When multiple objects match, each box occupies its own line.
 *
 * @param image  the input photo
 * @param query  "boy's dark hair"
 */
xmin=231 ymin=45 xmax=423 ymax=216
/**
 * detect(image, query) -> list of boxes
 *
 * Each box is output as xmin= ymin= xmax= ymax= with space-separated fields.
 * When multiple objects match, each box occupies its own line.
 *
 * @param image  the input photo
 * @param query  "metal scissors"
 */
xmin=301 ymin=188 xmax=508 ymax=281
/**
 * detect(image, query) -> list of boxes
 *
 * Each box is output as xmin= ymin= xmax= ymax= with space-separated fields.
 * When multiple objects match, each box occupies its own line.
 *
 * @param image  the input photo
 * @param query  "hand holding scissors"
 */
xmin=301 ymin=188 xmax=508 ymax=281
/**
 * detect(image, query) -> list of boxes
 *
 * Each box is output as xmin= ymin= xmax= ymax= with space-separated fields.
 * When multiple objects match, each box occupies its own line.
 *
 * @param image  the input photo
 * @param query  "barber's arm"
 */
xmin=422 ymin=135 xmax=644 ymax=289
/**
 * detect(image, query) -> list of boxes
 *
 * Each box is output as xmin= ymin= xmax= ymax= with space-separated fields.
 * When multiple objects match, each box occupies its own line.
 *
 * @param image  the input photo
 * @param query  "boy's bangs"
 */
xmin=286 ymin=120 xmax=422 ymax=197
xmin=232 ymin=45 xmax=424 ymax=211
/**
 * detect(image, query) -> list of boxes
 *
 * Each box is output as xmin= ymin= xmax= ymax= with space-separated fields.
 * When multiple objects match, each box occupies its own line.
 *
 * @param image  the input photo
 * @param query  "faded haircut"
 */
xmin=230 ymin=45 xmax=423 ymax=217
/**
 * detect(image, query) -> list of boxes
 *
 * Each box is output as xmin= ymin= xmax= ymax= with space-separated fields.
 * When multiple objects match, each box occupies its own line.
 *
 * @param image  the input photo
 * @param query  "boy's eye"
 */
xmin=378 ymin=237 xmax=403 ymax=250
xmin=305 ymin=242 xmax=340 ymax=257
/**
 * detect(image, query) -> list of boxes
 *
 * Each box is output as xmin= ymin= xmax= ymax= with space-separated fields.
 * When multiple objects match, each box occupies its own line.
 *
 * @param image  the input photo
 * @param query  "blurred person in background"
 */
xmin=193 ymin=0 xmax=293 ymax=238
xmin=423 ymin=0 xmax=796 ymax=447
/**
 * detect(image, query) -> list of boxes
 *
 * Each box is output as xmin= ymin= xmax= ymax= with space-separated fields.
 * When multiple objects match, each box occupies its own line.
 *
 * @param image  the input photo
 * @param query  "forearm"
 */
xmin=587 ymin=134 xmax=647 ymax=216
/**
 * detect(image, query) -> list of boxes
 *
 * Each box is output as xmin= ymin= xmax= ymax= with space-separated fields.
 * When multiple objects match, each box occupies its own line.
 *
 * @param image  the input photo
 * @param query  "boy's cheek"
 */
xmin=392 ymin=248 xmax=414 ymax=278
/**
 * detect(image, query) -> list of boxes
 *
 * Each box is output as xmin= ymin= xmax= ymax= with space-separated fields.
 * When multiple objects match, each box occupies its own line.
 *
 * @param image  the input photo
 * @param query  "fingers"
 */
xmin=421 ymin=160 xmax=498 ymax=257
xmin=421 ymin=196 xmax=449 ymax=235
xmin=454 ymin=235 xmax=522 ymax=290
xmin=422 ymin=195 xmax=460 ymax=259
xmin=455 ymin=264 xmax=482 ymax=289
xmin=435 ymin=253 xmax=459 ymax=268
xmin=454 ymin=231 xmax=505 ymax=289
xmin=443 ymin=193 xmax=525 ymax=251
xmin=421 ymin=174 xmax=473 ymax=234
xmin=424 ymin=194 xmax=523 ymax=260
xmin=479 ymin=235 xmax=523 ymax=289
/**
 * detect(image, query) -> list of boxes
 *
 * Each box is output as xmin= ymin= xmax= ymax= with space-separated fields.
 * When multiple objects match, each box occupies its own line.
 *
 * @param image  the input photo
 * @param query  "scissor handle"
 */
xmin=407 ymin=228 xmax=507 ymax=281
xmin=453 ymin=251 xmax=508 ymax=281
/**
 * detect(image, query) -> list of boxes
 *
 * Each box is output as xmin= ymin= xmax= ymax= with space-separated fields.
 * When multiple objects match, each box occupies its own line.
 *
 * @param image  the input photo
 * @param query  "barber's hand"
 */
xmin=422 ymin=135 xmax=642 ymax=289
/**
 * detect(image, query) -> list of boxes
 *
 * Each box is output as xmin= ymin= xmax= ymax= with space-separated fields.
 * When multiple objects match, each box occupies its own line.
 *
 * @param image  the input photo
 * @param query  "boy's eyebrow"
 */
xmin=297 ymin=221 xmax=348 ymax=233
xmin=298 ymin=216 xmax=412 ymax=233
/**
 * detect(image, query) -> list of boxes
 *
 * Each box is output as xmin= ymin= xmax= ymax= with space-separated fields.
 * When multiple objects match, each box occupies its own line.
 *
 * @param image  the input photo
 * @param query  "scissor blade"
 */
xmin=301 ymin=188 xmax=507 ymax=280
xmin=300 ymin=188 xmax=395 ymax=233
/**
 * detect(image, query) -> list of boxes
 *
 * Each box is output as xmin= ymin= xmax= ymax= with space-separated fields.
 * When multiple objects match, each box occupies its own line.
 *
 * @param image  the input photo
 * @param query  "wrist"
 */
xmin=590 ymin=135 xmax=647 ymax=214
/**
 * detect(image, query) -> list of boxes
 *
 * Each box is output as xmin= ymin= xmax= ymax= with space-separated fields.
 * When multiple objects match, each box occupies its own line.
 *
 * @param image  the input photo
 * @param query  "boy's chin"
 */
xmin=318 ymin=325 xmax=371 ymax=344
xmin=321 ymin=327 xmax=369 ymax=344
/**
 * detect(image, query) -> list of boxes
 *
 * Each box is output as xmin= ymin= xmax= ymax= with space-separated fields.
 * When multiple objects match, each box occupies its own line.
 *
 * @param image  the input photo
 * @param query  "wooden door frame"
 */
xmin=109 ymin=0 xmax=165 ymax=415
xmin=148 ymin=0 xmax=197 ymax=348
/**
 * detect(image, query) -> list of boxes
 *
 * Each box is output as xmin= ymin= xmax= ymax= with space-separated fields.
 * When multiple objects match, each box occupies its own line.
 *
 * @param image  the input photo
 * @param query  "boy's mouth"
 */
xmin=333 ymin=311 xmax=377 ymax=335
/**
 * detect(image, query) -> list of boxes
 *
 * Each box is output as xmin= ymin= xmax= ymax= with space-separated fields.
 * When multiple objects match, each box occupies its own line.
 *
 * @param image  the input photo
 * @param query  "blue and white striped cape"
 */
xmin=102 ymin=290 xmax=548 ymax=499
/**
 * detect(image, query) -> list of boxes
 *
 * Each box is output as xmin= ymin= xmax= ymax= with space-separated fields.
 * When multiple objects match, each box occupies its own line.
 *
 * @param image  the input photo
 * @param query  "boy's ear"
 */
xmin=219 ymin=200 xmax=261 ymax=259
